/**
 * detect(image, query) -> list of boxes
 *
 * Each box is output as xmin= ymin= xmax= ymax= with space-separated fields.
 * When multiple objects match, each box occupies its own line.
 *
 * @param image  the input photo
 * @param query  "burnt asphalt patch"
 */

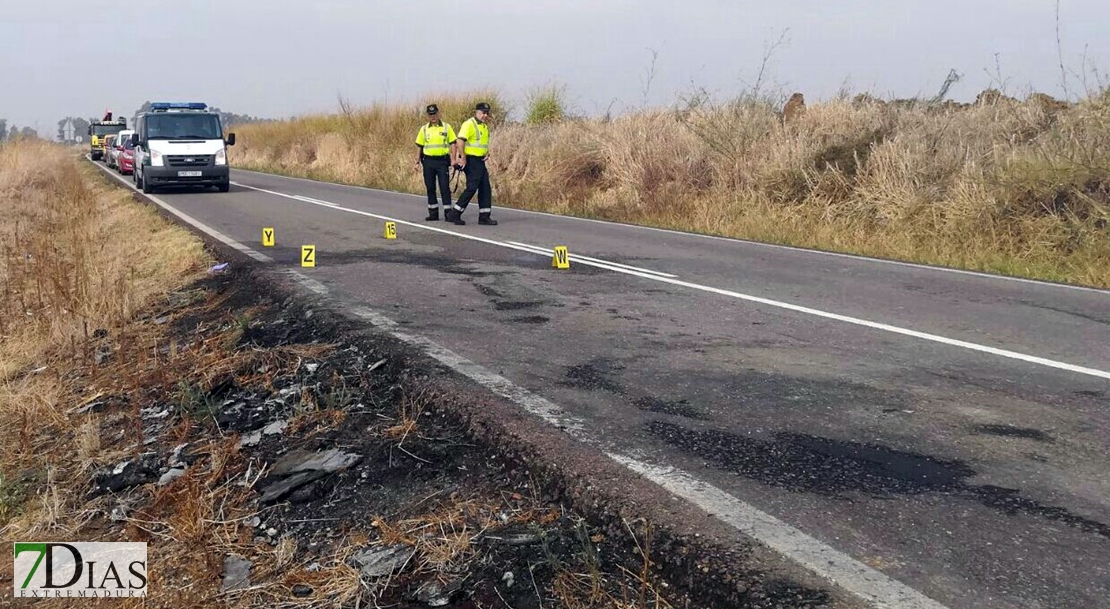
xmin=973 ymin=424 xmax=1053 ymax=442
xmin=633 ymin=396 xmax=711 ymax=420
xmin=649 ymin=421 xmax=1110 ymax=539
xmin=562 ymin=360 xmax=627 ymax=394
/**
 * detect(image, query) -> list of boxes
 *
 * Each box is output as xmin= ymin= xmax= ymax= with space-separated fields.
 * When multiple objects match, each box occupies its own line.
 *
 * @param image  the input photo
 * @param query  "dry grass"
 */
xmin=233 ymin=90 xmax=1110 ymax=287
xmin=0 ymin=139 xmax=228 ymax=606
xmin=0 ymin=139 xmax=208 ymax=522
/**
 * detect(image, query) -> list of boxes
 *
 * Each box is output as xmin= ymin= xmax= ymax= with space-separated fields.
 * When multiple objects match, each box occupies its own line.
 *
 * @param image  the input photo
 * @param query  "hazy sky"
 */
xmin=2 ymin=0 xmax=1107 ymax=135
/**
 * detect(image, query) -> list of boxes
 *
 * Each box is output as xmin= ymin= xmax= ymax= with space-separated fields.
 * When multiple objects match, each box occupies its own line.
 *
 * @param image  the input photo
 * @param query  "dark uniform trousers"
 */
xmin=422 ymin=155 xmax=451 ymax=210
xmin=455 ymin=155 xmax=491 ymax=214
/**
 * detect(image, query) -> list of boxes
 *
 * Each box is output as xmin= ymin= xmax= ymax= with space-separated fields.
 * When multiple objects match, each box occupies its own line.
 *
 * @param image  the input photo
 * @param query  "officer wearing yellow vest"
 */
xmin=448 ymin=102 xmax=497 ymax=225
xmin=415 ymin=104 xmax=457 ymax=221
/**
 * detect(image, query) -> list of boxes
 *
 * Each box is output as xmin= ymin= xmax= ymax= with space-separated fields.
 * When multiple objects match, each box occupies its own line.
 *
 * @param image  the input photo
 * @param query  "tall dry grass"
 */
xmin=233 ymin=90 xmax=1110 ymax=287
xmin=0 ymin=139 xmax=206 ymax=528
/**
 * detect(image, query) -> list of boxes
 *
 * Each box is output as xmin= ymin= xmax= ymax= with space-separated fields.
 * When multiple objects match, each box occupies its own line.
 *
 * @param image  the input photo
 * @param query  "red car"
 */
xmin=116 ymin=138 xmax=136 ymax=175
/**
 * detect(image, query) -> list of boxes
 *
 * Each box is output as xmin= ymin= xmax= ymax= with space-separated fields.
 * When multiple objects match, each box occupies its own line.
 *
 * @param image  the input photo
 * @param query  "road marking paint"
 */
xmin=231 ymin=168 xmax=1109 ymax=296
xmin=293 ymin=194 xmax=339 ymax=207
xmin=234 ymin=181 xmax=1110 ymax=381
xmin=90 ymin=160 xmax=273 ymax=263
xmin=506 ymin=240 xmax=678 ymax=278
xmin=233 ymin=182 xmax=680 ymax=277
xmin=92 ymin=156 xmax=953 ymax=608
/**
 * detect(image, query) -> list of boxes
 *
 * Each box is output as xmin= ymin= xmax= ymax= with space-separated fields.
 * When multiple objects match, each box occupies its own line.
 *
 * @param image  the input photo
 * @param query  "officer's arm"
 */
xmin=415 ymin=130 xmax=425 ymax=166
xmin=455 ymin=123 xmax=468 ymax=166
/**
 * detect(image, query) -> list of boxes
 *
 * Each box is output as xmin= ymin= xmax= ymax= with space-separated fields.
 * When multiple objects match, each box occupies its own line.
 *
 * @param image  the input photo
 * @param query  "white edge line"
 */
xmin=293 ymin=194 xmax=339 ymax=207
xmin=93 ymin=156 xmax=951 ymax=608
xmin=231 ymin=167 xmax=1109 ymax=296
xmin=234 ymin=182 xmax=682 ymax=279
xmin=235 ymin=181 xmax=1110 ymax=382
xmin=90 ymin=159 xmax=273 ymax=263
xmin=504 ymin=240 xmax=679 ymax=278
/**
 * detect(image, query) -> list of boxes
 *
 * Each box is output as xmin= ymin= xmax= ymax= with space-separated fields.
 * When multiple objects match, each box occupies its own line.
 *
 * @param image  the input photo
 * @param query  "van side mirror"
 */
xmin=226 ymin=133 xmax=236 ymax=146
xmin=130 ymin=133 xmax=139 ymax=147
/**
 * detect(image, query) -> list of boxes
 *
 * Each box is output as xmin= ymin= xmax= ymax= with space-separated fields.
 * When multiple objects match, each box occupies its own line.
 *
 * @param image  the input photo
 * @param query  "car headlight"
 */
xmin=150 ymin=150 xmax=163 ymax=167
xmin=215 ymin=148 xmax=227 ymax=166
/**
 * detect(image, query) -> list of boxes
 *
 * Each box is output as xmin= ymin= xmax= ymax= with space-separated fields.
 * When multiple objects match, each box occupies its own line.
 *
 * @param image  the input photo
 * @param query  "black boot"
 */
xmin=425 ymin=209 xmax=439 ymax=221
xmin=478 ymin=215 xmax=498 ymax=226
xmin=448 ymin=209 xmax=466 ymax=225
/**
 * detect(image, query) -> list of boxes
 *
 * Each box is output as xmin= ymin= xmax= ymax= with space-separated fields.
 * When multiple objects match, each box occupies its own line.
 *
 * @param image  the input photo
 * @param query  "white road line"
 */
xmin=505 ymin=240 xmax=678 ymax=278
xmin=235 ymin=181 xmax=1110 ymax=381
xmin=293 ymin=194 xmax=339 ymax=207
xmin=90 ymin=161 xmax=273 ymax=263
xmin=93 ymin=156 xmax=952 ymax=608
xmin=233 ymin=182 xmax=681 ymax=279
xmin=232 ymin=168 xmax=1110 ymax=296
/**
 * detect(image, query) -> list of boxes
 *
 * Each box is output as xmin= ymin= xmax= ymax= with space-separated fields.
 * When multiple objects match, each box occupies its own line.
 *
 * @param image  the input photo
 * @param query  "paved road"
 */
xmin=100 ymin=164 xmax=1110 ymax=608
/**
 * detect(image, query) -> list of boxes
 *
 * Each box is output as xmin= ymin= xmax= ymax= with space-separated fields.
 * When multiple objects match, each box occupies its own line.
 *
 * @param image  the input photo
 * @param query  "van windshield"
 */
xmin=146 ymin=114 xmax=223 ymax=140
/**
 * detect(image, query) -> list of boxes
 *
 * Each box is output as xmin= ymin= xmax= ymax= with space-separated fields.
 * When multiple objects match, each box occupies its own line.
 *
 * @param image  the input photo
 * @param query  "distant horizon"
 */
xmin=3 ymin=0 xmax=1107 ymax=137
xmin=26 ymin=78 xmax=1100 ymax=140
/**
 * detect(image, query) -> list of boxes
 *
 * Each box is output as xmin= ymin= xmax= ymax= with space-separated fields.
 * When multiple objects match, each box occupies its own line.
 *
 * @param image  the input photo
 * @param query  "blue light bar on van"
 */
xmin=150 ymin=102 xmax=208 ymax=110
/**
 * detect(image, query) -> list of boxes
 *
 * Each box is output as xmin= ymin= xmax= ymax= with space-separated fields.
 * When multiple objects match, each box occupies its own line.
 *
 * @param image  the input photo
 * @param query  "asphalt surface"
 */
xmin=104 ymin=165 xmax=1109 ymax=608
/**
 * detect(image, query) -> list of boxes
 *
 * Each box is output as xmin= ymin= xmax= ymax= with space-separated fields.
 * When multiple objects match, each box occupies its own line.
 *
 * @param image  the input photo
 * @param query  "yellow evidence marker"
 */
xmin=383 ymin=221 xmax=397 ymax=240
xmin=262 ymin=227 xmax=275 ymax=247
xmin=301 ymin=245 xmax=316 ymax=268
xmin=552 ymin=245 xmax=570 ymax=269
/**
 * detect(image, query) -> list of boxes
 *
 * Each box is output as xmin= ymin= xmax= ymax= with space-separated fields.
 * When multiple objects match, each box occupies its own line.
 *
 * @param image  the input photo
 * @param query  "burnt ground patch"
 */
xmin=285 ymin=247 xmax=549 ymax=280
xmin=493 ymin=300 xmax=545 ymax=311
xmin=973 ymin=424 xmax=1053 ymax=442
xmin=724 ymin=368 xmax=908 ymax=413
xmin=509 ymin=315 xmax=550 ymax=324
xmin=67 ymin=264 xmax=841 ymax=608
xmin=562 ymin=360 xmax=627 ymax=394
xmin=633 ymin=396 xmax=711 ymax=420
xmin=564 ymin=361 xmax=715 ymax=421
xmin=649 ymin=421 xmax=1110 ymax=539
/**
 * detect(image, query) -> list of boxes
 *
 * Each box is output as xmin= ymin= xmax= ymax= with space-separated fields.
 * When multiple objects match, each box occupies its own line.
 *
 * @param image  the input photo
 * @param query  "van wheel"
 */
xmin=140 ymin=173 xmax=154 ymax=194
xmin=217 ymin=181 xmax=230 ymax=193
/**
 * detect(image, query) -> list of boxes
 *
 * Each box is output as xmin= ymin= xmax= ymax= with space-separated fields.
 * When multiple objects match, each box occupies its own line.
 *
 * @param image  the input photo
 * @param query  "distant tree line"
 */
xmin=0 ymin=119 xmax=40 ymax=140
xmin=1 ymin=103 xmax=266 ymax=144
xmin=44 ymin=103 xmax=266 ymax=144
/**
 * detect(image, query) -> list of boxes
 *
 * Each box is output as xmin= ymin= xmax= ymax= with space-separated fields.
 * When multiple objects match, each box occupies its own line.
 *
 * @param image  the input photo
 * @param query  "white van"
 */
xmin=131 ymin=102 xmax=236 ymax=193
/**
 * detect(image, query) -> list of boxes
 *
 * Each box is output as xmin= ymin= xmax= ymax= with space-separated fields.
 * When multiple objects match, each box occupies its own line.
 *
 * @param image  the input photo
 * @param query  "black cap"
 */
xmin=425 ymin=104 xmax=439 ymax=115
xmin=475 ymin=102 xmax=491 ymax=111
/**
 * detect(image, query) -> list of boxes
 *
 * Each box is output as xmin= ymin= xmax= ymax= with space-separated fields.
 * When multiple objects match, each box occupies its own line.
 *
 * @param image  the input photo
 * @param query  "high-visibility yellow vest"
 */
xmin=458 ymin=118 xmax=489 ymax=157
xmin=415 ymin=122 xmax=456 ymax=157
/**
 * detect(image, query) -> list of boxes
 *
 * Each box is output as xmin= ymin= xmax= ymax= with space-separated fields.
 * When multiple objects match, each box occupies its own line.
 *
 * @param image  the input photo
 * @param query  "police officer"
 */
xmin=415 ymin=104 xmax=457 ymax=221
xmin=448 ymin=102 xmax=497 ymax=225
